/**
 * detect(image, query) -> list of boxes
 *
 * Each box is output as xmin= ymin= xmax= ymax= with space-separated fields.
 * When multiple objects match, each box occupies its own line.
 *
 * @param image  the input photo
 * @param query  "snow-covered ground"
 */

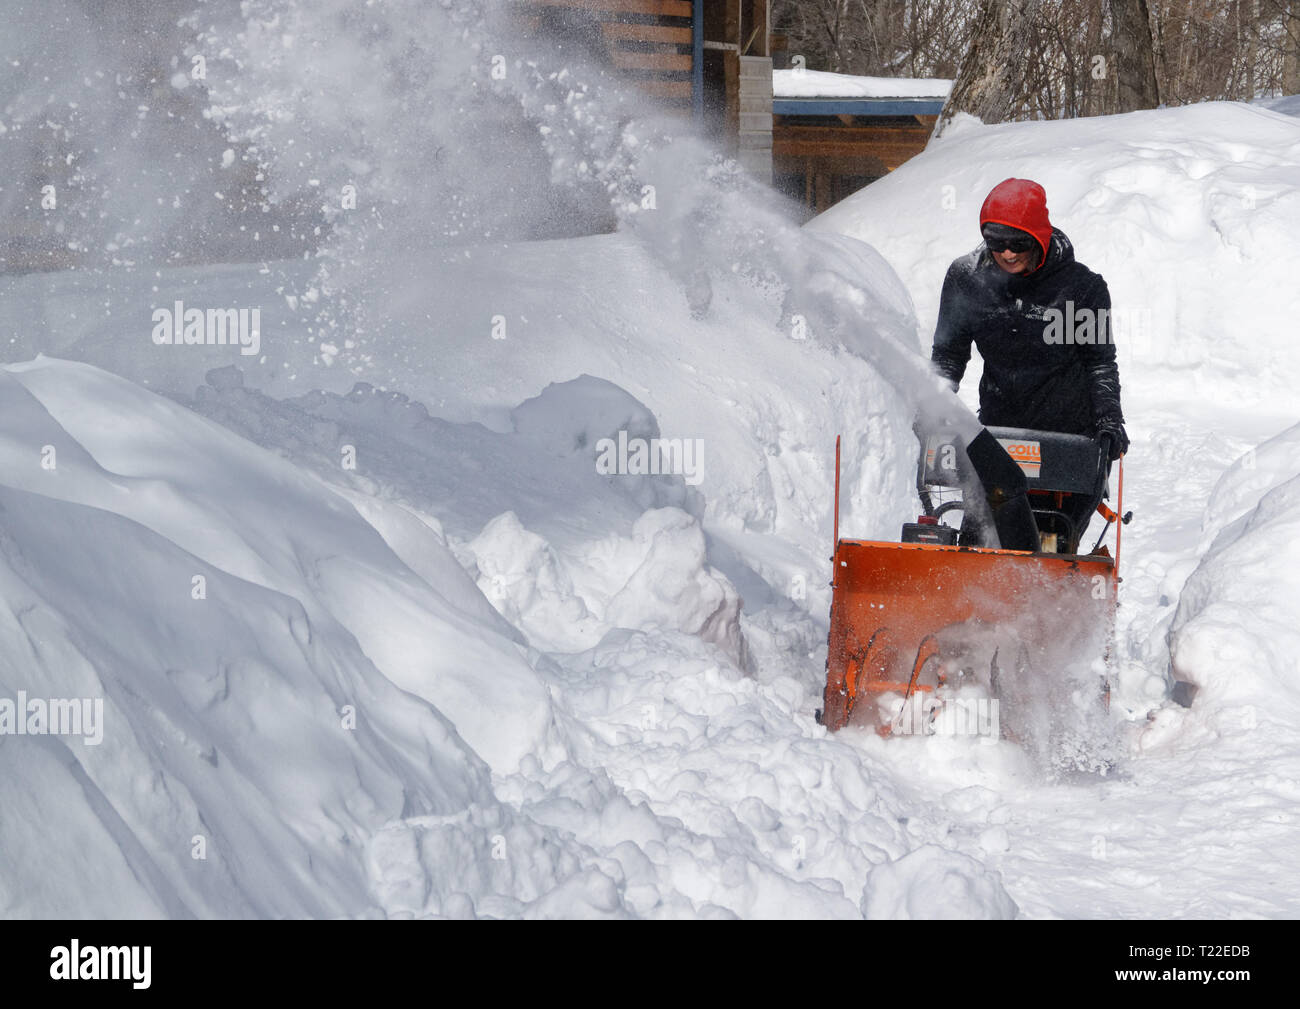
xmin=3 ymin=0 xmax=1300 ymax=918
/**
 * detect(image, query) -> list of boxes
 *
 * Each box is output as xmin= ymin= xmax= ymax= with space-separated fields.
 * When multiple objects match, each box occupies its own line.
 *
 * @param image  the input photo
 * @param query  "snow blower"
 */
xmin=818 ymin=426 xmax=1127 ymax=739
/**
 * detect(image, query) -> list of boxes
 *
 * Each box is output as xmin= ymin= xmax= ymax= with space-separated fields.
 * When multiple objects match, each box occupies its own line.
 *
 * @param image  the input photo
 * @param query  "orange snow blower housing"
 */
xmin=819 ymin=427 xmax=1127 ymax=735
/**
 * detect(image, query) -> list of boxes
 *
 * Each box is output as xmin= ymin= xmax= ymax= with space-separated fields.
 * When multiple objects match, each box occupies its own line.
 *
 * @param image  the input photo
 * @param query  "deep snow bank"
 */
xmin=0 ymin=356 xmax=570 ymax=915
xmin=186 ymin=369 xmax=752 ymax=669
xmin=0 ymin=357 xmax=1026 ymax=920
xmin=1167 ymin=422 xmax=1300 ymax=719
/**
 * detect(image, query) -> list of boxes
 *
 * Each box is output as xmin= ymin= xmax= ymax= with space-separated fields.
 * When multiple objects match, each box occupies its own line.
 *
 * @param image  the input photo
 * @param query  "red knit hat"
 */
xmin=979 ymin=178 xmax=1053 ymax=269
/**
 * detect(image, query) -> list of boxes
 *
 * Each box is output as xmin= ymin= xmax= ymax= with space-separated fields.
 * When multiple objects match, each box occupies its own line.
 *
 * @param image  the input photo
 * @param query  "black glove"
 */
xmin=1097 ymin=421 xmax=1128 ymax=461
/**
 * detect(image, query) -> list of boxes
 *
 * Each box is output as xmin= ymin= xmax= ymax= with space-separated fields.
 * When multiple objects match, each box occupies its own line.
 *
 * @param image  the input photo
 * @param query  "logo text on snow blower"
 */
xmin=0 ymin=692 xmax=104 ymax=746
xmin=151 ymin=301 xmax=261 ymax=356
xmin=595 ymin=430 xmax=704 ymax=486
xmin=996 ymin=438 xmax=1041 ymax=478
xmin=50 ymin=941 xmax=150 ymax=990
xmin=894 ymin=696 xmax=1000 ymax=739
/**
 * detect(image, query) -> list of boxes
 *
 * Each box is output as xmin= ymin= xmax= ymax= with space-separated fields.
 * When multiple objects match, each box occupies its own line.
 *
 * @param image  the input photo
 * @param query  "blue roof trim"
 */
xmin=773 ymin=98 xmax=946 ymax=116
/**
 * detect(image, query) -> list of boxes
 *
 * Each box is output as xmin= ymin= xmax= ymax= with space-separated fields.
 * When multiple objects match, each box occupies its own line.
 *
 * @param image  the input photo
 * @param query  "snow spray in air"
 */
xmin=190 ymin=0 xmax=980 ymax=438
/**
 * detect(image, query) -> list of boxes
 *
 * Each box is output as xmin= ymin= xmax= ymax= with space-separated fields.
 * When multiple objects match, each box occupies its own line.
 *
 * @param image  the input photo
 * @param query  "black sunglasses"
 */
xmin=982 ymin=231 xmax=1037 ymax=255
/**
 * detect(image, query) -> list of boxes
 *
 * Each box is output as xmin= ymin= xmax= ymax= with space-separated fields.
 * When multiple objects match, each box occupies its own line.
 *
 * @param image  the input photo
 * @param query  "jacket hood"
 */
xmin=980 ymin=178 xmax=1054 ymax=272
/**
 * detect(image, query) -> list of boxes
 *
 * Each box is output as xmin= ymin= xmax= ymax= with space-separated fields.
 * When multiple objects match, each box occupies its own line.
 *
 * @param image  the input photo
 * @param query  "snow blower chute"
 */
xmin=819 ymin=427 xmax=1127 ymax=737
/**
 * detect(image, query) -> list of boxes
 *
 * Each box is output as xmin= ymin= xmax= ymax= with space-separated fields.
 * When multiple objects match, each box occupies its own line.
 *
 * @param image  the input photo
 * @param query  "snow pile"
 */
xmin=1197 ymin=422 xmax=1300 ymax=538
xmin=5 ymin=356 xmax=786 ymax=918
xmin=0 ymin=358 xmax=519 ymax=915
xmin=0 ymin=360 xmax=551 ymax=914
xmin=0 ymin=358 xmax=1015 ymax=920
xmin=0 ymin=357 xmax=968 ymax=920
xmin=9 ymin=358 xmax=559 ymax=774
xmin=469 ymin=507 xmax=747 ymax=667
xmin=187 ymin=370 xmax=749 ymax=666
xmin=1167 ymin=421 xmax=1300 ymax=716
xmin=860 ymin=845 xmax=1018 ymax=920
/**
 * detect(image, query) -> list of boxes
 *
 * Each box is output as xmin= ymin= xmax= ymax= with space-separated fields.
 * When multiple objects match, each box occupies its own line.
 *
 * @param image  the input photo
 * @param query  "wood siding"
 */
xmin=513 ymin=0 xmax=695 ymax=111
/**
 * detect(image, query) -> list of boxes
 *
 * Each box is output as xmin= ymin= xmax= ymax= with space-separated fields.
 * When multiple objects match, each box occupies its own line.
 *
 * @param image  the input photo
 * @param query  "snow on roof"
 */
xmin=773 ymin=68 xmax=952 ymax=100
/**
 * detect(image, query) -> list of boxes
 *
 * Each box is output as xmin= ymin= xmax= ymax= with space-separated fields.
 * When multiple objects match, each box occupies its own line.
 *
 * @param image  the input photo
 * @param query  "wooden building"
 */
xmin=512 ymin=1 xmax=774 ymax=181
xmin=507 ymin=7 xmax=950 ymax=211
xmin=700 ymin=1 xmax=773 ymax=182
xmin=772 ymin=71 xmax=950 ymax=215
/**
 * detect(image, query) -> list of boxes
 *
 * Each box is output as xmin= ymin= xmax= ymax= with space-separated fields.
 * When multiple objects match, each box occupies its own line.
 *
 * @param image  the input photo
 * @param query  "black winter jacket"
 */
xmin=930 ymin=228 xmax=1124 ymax=436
